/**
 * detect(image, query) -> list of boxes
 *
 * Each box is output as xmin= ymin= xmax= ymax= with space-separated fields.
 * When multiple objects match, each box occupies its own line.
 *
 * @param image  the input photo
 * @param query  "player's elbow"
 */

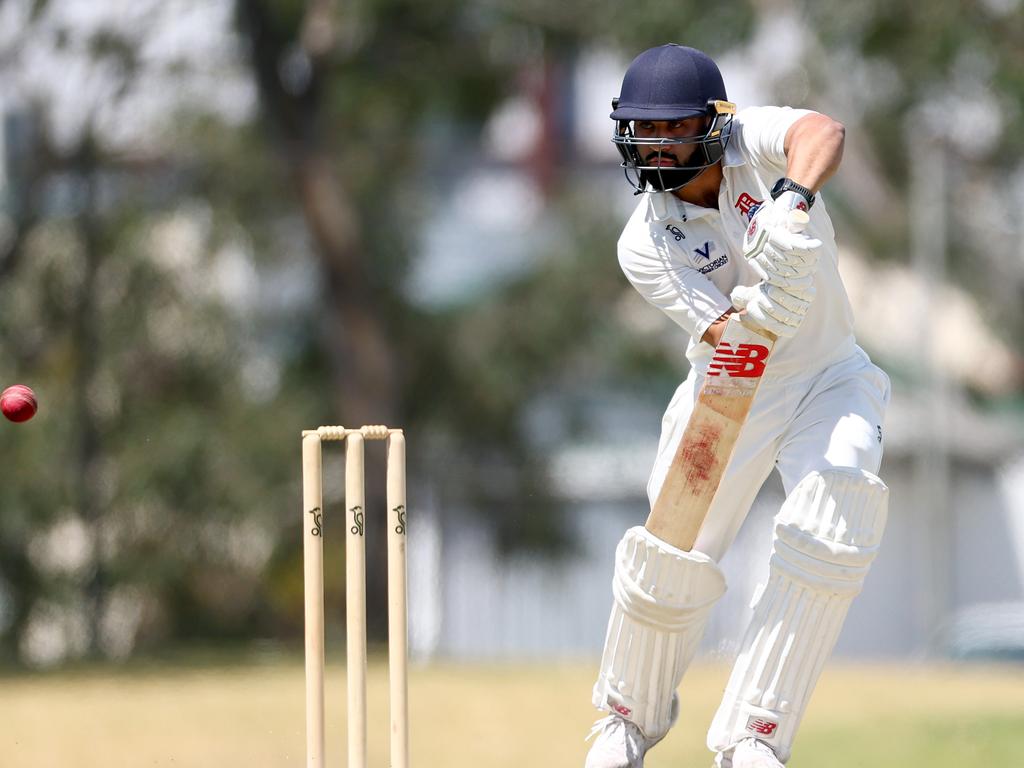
xmin=789 ymin=113 xmax=846 ymax=170
xmin=823 ymin=118 xmax=846 ymax=167
xmin=830 ymin=118 xmax=846 ymax=143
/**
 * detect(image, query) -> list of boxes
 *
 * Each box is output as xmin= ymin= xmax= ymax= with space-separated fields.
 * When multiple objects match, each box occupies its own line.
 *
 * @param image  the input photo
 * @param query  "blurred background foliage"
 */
xmin=0 ymin=0 xmax=1020 ymax=665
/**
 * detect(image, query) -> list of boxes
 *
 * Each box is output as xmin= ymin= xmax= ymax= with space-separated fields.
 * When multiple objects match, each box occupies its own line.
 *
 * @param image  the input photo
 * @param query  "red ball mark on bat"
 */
xmin=680 ymin=423 xmax=722 ymax=489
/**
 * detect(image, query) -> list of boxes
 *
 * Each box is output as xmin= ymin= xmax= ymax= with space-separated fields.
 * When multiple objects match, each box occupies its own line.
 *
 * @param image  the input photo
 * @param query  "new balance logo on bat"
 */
xmin=707 ymin=343 xmax=770 ymax=378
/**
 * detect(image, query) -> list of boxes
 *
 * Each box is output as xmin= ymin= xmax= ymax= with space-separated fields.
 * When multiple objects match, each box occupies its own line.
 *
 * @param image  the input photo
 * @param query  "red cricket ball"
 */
xmin=1 ymin=385 xmax=38 ymax=423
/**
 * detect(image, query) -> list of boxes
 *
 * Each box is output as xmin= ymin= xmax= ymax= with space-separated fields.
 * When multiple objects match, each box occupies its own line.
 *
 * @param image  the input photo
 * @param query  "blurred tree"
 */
xmin=0 ymin=1 xmax=323 ymax=663
xmin=800 ymin=1 xmax=1024 ymax=345
xmin=1 ymin=0 xmax=1019 ymax=667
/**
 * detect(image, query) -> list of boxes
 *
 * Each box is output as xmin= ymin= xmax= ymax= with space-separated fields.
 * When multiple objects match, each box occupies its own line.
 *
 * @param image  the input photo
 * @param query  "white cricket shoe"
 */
xmin=715 ymin=737 xmax=784 ymax=768
xmin=584 ymin=714 xmax=661 ymax=768
xmin=584 ymin=697 xmax=678 ymax=768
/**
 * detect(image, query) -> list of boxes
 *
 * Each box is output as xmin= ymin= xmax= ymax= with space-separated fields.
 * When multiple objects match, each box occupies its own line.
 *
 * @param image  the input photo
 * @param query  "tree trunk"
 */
xmin=237 ymin=0 xmax=398 ymax=638
xmin=74 ymin=136 xmax=107 ymax=658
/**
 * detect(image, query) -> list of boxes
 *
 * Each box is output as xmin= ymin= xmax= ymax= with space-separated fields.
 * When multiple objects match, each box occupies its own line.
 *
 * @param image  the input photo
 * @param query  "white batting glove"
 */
xmin=743 ymin=194 xmax=822 ymax=289
xmin=730 ymin=281 xmax=815 ymax=338
xmin=760 ymin=266 xmax=816 ymax=301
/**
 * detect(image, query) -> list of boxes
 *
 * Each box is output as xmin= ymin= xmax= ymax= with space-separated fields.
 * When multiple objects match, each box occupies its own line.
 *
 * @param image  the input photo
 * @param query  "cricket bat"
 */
xmin=645 ymin=209 xmax=808 ymax=551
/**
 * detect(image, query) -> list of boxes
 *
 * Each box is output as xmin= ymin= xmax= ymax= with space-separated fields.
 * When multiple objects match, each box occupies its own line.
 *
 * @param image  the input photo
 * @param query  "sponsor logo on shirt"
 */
xmin=694 ymin=241 xmax=716 ymax=260
xmin=735 ymin=192 xmax=763 ymax=220
xmin=665 ymin=224 xmax=685 ymax=241
xmin=697 ymin=254 xmax=728 ymax=274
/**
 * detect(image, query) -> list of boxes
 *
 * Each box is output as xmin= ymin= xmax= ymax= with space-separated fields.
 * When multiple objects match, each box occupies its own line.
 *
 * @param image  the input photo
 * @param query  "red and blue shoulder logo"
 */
xmin=735 ymin=192 xmax=763 ymax=221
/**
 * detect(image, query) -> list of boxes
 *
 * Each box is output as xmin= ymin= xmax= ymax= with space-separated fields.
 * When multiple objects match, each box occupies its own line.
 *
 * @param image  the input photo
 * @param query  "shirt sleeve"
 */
xmin=617 ymin=234 xmax=733 ymax=345
xmin=734 ymin=106 xmax=816 ymax=170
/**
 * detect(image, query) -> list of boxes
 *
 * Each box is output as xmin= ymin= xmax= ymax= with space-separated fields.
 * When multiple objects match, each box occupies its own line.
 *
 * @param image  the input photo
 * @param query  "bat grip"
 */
xmin=734 ymin=312 xmax=777 ymax=342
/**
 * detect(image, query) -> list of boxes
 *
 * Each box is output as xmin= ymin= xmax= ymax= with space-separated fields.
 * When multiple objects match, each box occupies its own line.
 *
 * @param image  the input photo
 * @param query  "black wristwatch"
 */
xmin=771 ymin=177 xmax=815 ymax=209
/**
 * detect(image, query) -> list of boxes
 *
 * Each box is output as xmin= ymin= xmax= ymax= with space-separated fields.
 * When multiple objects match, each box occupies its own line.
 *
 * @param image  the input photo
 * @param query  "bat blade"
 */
xmin=645 ymin=315 xmax=776 ymax=550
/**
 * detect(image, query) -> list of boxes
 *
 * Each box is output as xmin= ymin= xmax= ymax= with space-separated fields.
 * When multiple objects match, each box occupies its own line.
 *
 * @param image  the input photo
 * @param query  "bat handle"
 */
xmin=734 ymin=312 xmax=777 ymax=342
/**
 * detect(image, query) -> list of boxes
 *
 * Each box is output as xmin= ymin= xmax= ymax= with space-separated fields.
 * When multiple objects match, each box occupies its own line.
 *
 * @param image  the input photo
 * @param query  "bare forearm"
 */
xmin=701 ymin=309 xmax=736 ymax=346
xmin=783 ymin=113 xmax=845 ymax=194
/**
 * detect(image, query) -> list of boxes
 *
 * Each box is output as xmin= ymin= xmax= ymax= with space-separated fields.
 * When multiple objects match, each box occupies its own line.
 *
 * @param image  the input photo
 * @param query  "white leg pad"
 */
xmin=707 ymin=469 xmax=888 ymax=763
xmin=593 ymin=525 xmax=727 ymax=740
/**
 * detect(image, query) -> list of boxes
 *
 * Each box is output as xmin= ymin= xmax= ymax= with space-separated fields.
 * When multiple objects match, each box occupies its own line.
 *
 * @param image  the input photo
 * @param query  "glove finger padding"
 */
xmin=749 ymin=233 xmax=820 ymax=274
xmin=763 ymin=282 xmax=815 ymax=313
xmin=730 ymin=290 xmax=797 ymax=338
xmin=750 ymin=249 xmax=816 ymax=281
xmin=748 ymin=257 xmax=816 ymax=298
xmin=762 ymin=227 xmax=822 ymax=258
xmin=730 ymin=283 xmax=811 ymax=337
xmin=767 ymin=273 xmax=816 ymax=300
xmin=768 ymin=243 xmax=820 ymax=271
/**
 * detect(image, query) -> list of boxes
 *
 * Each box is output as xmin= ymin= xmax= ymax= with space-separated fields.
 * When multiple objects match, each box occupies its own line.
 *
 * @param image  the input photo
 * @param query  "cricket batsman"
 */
xmin=585 ymin=44 xmax=891 ymax=768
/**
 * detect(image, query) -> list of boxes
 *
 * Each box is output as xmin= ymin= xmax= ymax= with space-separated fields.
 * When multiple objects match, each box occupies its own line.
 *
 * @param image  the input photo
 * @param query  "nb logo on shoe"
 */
xmin=707 ymin=343 xmax=770 ymax=378
xmin=746 ymin=718 xmax=778 ymax=736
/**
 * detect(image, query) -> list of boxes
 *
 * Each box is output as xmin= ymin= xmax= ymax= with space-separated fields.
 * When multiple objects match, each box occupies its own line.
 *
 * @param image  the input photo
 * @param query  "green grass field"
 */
xmin=1 ymin=656 xmax=1022 ymax=767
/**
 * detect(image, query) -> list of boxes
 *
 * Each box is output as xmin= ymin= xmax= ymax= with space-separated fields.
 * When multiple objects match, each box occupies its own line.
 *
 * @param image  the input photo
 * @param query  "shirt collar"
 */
xmin=645 ymin=191 xmax=720 ymax=223
xmin=645 ymin=192 xmax=682 ymax=222
xmin=722 ymin=124 xmax=745 ymax=169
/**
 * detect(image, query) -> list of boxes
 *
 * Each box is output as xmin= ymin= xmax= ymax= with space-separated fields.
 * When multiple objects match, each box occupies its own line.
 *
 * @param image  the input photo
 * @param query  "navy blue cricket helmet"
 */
xmin=611 ymin=44 xmax=735 ymax=193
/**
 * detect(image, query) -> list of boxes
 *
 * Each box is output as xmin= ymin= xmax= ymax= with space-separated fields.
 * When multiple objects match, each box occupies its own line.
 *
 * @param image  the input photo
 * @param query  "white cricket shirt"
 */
xmin=617 ymin=106 xmax=857 ymax=381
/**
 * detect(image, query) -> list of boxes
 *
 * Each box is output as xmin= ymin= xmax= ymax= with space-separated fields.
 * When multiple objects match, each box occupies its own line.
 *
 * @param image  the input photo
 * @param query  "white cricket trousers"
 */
xmin=647 ymin=346 xmax=890 ymax=562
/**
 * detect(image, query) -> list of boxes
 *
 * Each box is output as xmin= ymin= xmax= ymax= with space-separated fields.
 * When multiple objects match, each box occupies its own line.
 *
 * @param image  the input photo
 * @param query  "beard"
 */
xmin=638 ymin=165 xmax=704 ymax=191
